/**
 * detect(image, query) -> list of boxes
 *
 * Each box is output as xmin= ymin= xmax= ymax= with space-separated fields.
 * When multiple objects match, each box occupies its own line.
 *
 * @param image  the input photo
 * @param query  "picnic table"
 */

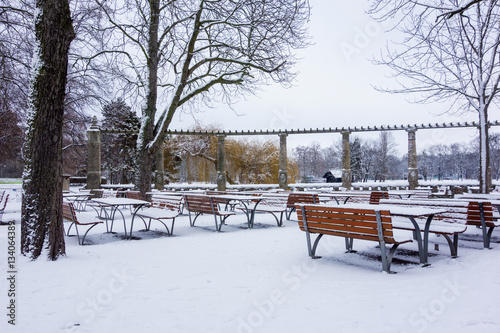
xmin=305 ymin=190 xmax=420 ymax=205
xmin=341 ymin=203 xmax=448 ymax=265
xmin=90 ymin=198 xmax=150 ymax=238
xmin=210 ymin=194 xmax=265 ymax=228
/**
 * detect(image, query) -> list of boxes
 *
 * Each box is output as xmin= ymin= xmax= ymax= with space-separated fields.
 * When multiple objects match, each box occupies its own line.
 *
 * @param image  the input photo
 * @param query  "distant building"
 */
xmin=323 ymin=169 xmax=342 ymax=183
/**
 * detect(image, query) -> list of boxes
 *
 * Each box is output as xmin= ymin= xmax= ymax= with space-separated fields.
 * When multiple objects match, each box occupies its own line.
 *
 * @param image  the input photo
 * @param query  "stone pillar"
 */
xmin=154 ymin=142 xmax=165 ymax=190
xmin=278 ymin=133 xmax=288 ymax=190
xmin=216 ymin=134 xmax=226 ymax=191
xmin=407 ymin=129 xmax=419 ymax=190
xmin=341 ymin=131 xmax=352 ymax=189
xmin=86 ymin=116 xmax=101 ymax=190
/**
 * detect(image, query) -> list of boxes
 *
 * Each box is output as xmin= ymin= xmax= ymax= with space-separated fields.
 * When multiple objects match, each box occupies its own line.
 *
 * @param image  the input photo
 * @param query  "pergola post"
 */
xmin=216 ymin=134 xmax=226 ymax=191
xmin=407 ymin=128 xmax=419 ymax=190
xmin=341 ymin=131 xmax=352 ymax=189
xmin=278 ymin=133 xmax=288 ymax=190
xmin=154 ymin=142 xmax=165 ymax=190
xmin=86 ymin=116 xmax=101 ymax=190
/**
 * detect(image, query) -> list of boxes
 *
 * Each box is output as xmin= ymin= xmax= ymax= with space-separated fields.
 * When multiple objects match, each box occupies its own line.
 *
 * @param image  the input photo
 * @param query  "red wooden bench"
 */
xmin=184 ymin=195 xmax=236 ymax=232
xmin=296 ymin=204 xmax=412 ymax=273
xmin=63 ymin=201 xmax=103 ymax=245
xmin=286 ymin=193 xmax=319 ymax=220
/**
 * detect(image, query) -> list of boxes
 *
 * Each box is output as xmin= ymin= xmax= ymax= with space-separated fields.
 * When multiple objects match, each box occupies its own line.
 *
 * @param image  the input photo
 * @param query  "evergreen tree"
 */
xmin=101 ymin=99 xmax=140 ymax=184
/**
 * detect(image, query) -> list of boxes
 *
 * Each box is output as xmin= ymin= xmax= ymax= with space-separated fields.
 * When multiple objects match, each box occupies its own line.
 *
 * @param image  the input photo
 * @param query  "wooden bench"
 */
xmin=380 ymin=198 xmax=498 ymax=249
xmin=184 ymin=195 xmax=236 ymax=232
xmin=296 ymin=204 xmax=412 ymax=273
xmin=63 ymin=201 xmax=103 ymax=245
xmin=335 ymin=191 xmax=388 ymax=204
xmin=133 ymin=196 xmax=182 ymax=236
xmin=286 ymin=193 xmax=319 ymax=220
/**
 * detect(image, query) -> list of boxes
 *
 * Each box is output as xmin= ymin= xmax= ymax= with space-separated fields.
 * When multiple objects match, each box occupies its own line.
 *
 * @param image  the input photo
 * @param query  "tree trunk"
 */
xmin=136 ymin=0 xmax=159 ymax=198
xmin=479 ymin=104 xmax=490 ymax=194
xmin=21 ymin=0 xmax=75 ymax=260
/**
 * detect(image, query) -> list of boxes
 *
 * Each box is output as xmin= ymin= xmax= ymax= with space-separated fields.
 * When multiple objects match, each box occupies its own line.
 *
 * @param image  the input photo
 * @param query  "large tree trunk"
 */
xmin=21 ymin=0 xmax=75 ymax=260
xmin=136 ymin=0 xmax=159 ymax=198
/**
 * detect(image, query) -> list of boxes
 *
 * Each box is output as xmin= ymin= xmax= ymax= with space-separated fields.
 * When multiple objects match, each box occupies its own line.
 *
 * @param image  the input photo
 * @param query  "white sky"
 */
xmin=168 ymin=1 xmax=499 ymax=155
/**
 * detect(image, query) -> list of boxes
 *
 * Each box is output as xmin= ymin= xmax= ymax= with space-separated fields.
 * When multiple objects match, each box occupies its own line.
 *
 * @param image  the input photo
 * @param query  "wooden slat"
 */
xmin=298 ymin=220 xmax=394 ymax=237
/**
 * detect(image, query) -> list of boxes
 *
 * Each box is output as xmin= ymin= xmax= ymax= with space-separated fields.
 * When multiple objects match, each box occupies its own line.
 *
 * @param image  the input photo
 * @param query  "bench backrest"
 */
xmin=369 ymin=191 xmax=388 ymax=204
xmin=296 ymin=205 xmax=398 ymax=244
xmin=261 ymin=195 xmax=287 ymax=207
xmin=184 ymin=195 xmax=218 ymax=214
xmin=151 ymin=197 xmax=182 ymax=211
xmin=467 ymin=201 xmax=496 ymax=227
xmin=102 ymin=190 xmax=118 ymax=198
xmin=62 ymin=201 xmax=77 ymax=223
xmin=411 ymin=189 xmax=431 ymax=199
xmin=126 ymin=191 xmax=142 ymax=200
xmin=287 ymin=193 xmax=319 ymax=208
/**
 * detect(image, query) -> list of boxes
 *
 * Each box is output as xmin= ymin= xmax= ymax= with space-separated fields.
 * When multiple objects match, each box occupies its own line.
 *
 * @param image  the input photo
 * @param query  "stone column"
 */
xmin=407 ymin=129 xmax=419 ymax=190
xmin=86 ymin=116 xmax=101 ymax=190
xmin=216 ymin=134 xmax=226 ymax=191
xmin=154 ymin=142 xmax=165 ymax=190
xmin=341 ymin=131 xmax=352 ymax=189
xmin=278 ymin=133 xmax=288 ymax=190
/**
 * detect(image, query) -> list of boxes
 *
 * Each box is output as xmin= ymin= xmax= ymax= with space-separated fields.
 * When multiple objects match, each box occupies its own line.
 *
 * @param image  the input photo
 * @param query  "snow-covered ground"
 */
xmin=1 ymin=184 xmax=500 ymax=333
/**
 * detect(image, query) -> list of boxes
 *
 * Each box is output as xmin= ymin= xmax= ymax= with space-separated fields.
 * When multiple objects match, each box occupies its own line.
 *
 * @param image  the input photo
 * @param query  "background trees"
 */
xmin=165 ymin=128 xmax=299 ymax=185
xmin=369 ymin=0 xmax=500 ymax=193
xmin=85 ymin=0 xmax=311 ymax=196
xmin=291 ymin=133 xmax=490 ymax=183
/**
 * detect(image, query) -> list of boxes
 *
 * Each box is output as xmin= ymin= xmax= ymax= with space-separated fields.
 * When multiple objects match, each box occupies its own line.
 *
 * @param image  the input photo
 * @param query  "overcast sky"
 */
xmin=168 ymin=1 xmax=498 ymax=155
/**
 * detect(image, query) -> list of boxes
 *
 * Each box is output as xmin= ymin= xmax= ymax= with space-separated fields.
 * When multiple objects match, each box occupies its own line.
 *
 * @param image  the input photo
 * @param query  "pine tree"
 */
xmin=101 ymin=99 xmax=140 ymax=184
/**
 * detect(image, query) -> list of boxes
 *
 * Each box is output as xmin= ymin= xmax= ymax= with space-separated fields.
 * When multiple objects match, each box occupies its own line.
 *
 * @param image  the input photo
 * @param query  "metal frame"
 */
xmin=64 ymin=202 xmax=103 ymax=245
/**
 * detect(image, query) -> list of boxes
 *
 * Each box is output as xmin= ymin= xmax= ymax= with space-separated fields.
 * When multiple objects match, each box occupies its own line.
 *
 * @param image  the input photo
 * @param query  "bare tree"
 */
xmin=0 ymin=1 xmax=105 ymax=177
xmin=373 ymin=132 xmax=398 ymax=181
xmin=21 ymin=0 xmax=74 ymax=260
xmin=369 ymin=0 xmax=500 ymax=193
xmin=85 ymin=0 xmax=310 ymax=196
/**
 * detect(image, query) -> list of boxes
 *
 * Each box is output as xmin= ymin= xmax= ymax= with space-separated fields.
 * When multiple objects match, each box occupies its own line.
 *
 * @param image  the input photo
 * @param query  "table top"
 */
xmin=298 ymin=203 xmax=447 ymax=217
xmin=92 ymin=198 xmax=149 ymax=205
xmin=211 ymin=194 xmax=263 ymax=201
xmin=63 ymin=193 xmax=93 ymax=198
xmin=455 ymin=193 xmax=500 ymax=199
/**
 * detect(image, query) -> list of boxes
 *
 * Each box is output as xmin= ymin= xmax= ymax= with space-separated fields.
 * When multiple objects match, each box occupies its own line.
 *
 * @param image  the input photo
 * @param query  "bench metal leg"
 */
xmin=380 ymin=244 xmax=399 ymax=274
xmin=79 ymin=223 xmax=101 ymax=245
xmin=345 ymin=238 xmax=356 ymax=253
xmin=309 ymin=233 xmax=323 ymax=259
xmin=440 ymin=233 xmax=459 ymax=258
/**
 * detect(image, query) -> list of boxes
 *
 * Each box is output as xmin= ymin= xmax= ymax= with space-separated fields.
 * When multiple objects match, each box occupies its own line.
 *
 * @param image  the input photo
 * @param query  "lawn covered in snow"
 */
xmin=1 ymin=185 xmax=500 ymax=333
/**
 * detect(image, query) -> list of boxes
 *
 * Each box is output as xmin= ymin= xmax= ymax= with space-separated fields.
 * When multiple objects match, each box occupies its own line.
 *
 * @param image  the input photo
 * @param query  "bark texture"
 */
xmin=21 ymin=0 xmax=75 ymax=260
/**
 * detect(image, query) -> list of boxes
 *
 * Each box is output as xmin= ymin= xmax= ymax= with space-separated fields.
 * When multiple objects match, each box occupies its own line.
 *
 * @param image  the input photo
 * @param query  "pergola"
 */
xmin=86 ymin=117 xmax=500 ymax=191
